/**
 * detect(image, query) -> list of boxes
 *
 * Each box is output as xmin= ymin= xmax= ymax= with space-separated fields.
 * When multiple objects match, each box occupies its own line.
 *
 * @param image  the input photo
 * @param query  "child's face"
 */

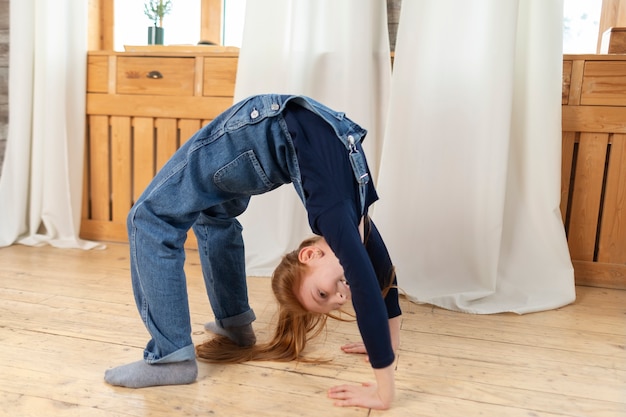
xmin=296 ymin=240 xmax=352 ymax=314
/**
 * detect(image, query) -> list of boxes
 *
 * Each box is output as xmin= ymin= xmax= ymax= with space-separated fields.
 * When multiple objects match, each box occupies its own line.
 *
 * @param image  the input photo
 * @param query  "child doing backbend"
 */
xmin=104 ymin=94 xmax=402 ymax=410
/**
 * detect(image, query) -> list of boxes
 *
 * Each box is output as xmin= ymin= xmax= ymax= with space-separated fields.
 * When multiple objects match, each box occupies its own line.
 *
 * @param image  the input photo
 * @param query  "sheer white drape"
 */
xmin=0 ymin=0 xmax=100 ymax=249
xmin=235 ymin=0 xmax=392 ymax=275
xmin=375 ymin=0 xmax=575 ymax=313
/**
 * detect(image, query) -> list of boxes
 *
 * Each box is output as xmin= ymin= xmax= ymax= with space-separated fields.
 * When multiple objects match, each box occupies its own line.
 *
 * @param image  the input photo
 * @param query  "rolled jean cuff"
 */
xmin=147 ymin=344 xmax=196 ymax=364
xmin=217 ymin=309 xmax=256 ymax=329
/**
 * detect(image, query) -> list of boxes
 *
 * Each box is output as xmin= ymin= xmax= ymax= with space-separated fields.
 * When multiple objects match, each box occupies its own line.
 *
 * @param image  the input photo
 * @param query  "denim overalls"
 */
xmin=127 ymin=94 xmax=370 ymax=363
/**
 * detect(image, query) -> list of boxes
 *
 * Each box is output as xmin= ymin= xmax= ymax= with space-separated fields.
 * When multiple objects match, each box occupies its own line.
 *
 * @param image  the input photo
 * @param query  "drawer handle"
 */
xmin=147 ymin=71 xmax=163 ymax=79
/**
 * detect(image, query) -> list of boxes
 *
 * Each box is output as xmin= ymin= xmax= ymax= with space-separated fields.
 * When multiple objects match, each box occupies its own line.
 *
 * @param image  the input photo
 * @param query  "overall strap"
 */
xmin=347 ymin=135 xmax=369 ymax=216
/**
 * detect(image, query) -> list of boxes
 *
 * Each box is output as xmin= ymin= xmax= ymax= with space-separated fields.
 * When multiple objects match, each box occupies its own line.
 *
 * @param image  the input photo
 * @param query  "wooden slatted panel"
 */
xmin=110 ymin=117 xmax=132 ymax=223
xmin=179 ymin=119 xmax=201 ymax=147
xmin=561 ymin=131 xmax=576 ymax=222
xmin=88 ymin=115 xmax=111 ymax=221
xmin=82 ymin=122 xmax=90 ymax=221
xmin=155 ymin=118 xmax=178 ymax=171
xmin=551 ymin=56 xmax=626 ymax=289
xmin=132 ymin=117 xmax=156 ymax=202
xmin=567 ymin=133 xmax=609 ymax=261
xmin=597 ymin=133 xmax=626 ymax=263
xmin=82 ymin=116 xmax=208 ymax=244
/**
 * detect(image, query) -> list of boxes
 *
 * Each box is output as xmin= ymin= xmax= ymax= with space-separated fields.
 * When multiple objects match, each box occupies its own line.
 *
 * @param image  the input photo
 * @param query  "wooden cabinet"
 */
xmin=80 ymin=49 xmax=238 ymax=244
xmin=562 ymin=54 xmax=626 ymax=289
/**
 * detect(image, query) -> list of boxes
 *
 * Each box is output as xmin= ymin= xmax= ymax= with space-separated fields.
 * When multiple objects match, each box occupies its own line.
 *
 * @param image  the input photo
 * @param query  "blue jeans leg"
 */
xmin=193 ymin=202 xmax=256 ymax=327
xmin=128 ymin=199 xmax=196 ymax=363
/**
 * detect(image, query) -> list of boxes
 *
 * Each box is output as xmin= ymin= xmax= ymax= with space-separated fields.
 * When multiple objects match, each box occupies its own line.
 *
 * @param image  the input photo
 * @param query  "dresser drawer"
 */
xmin=116 ymin=57 xmax=195 ymax=96
xmin=581 ymin=61 xmax=626 ymax=106
xmin=203 ymin=56 xmax=238 ymax=97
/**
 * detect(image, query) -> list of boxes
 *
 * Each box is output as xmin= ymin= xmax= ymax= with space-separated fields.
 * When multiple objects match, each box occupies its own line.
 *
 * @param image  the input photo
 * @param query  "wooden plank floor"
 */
xmin=0 ymin=242 xmax=624 ymax=417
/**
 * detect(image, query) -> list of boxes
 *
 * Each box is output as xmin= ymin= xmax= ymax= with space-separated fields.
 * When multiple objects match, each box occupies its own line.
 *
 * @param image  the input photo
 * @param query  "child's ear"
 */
xmin=298 ymin=246 xmax=321 ymax=263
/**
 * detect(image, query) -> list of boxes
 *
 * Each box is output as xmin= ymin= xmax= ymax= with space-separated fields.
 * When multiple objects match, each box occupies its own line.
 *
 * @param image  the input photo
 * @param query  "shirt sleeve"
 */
xmin=314 ymin=200 xmax=396 ymax=369
xmin=365 ymin=217 xmax=402 ymax=319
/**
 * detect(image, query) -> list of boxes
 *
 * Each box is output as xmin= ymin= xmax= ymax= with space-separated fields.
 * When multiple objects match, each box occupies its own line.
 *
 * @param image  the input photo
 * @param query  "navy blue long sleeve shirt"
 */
xmin=283 ymin=102 xmax=400 ymax=369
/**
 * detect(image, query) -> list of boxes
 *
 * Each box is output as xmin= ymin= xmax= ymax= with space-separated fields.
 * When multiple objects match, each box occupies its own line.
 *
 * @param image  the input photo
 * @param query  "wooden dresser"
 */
xmin=81 ymin=49 xmax=238 ymax=245
xmin=562 ymin=54 xmax=626 ymax=289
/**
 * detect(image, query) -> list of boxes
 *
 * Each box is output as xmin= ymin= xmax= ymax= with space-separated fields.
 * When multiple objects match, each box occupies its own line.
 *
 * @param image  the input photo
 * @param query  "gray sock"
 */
xmin=104 ymin=359 xmax=198 ymax=388
xmin=204 ymin=322 xmax=256 ymax=347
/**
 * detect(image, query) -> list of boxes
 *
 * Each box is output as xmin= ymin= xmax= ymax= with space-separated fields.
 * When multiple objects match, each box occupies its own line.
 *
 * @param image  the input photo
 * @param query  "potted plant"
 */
xmin=145 ymin=0 xmax=173 ymax=45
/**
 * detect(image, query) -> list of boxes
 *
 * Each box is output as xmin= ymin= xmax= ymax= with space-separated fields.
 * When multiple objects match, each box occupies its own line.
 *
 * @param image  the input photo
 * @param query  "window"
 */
xmin=113 ymin=0 xmax=246 ymax=51
xmin=223 ymin=0 xmax=246 ymax=47
xmin=114 ymin=0 xmax=201 ymax=51
xmin=563 ymin=0 xmax=603 ymax=53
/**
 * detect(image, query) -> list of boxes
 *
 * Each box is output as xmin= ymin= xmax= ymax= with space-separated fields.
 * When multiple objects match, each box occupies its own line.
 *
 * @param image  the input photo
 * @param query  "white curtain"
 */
xmin=235 ymin=0 xmax=392 ymax=275
xmin=0 ymin=0 xmax=100 ymax=249
xmin=374 ymin=0 xmax=575 ymax=313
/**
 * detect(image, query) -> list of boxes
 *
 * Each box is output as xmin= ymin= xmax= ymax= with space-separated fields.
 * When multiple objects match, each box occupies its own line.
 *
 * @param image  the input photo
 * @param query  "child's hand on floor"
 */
xmin=340 ymin=341 xmax=369 ymax=362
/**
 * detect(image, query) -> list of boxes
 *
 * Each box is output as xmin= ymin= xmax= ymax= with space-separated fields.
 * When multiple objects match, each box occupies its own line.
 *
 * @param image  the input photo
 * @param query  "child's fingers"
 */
xmin=340 ymin=342 xmax=368 ymax=361
xmin=340 ymin=342 xmax=365 ymax=351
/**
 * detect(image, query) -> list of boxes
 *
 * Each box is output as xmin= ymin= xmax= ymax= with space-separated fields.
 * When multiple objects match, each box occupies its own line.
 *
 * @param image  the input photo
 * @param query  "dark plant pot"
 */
xmin=148 ymin=26 xmax=164 ymax=45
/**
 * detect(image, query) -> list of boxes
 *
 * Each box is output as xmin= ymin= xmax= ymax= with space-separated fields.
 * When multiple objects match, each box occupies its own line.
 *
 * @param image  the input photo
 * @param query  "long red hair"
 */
xmin=196 ymin=236 xmax=329 ymax=363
